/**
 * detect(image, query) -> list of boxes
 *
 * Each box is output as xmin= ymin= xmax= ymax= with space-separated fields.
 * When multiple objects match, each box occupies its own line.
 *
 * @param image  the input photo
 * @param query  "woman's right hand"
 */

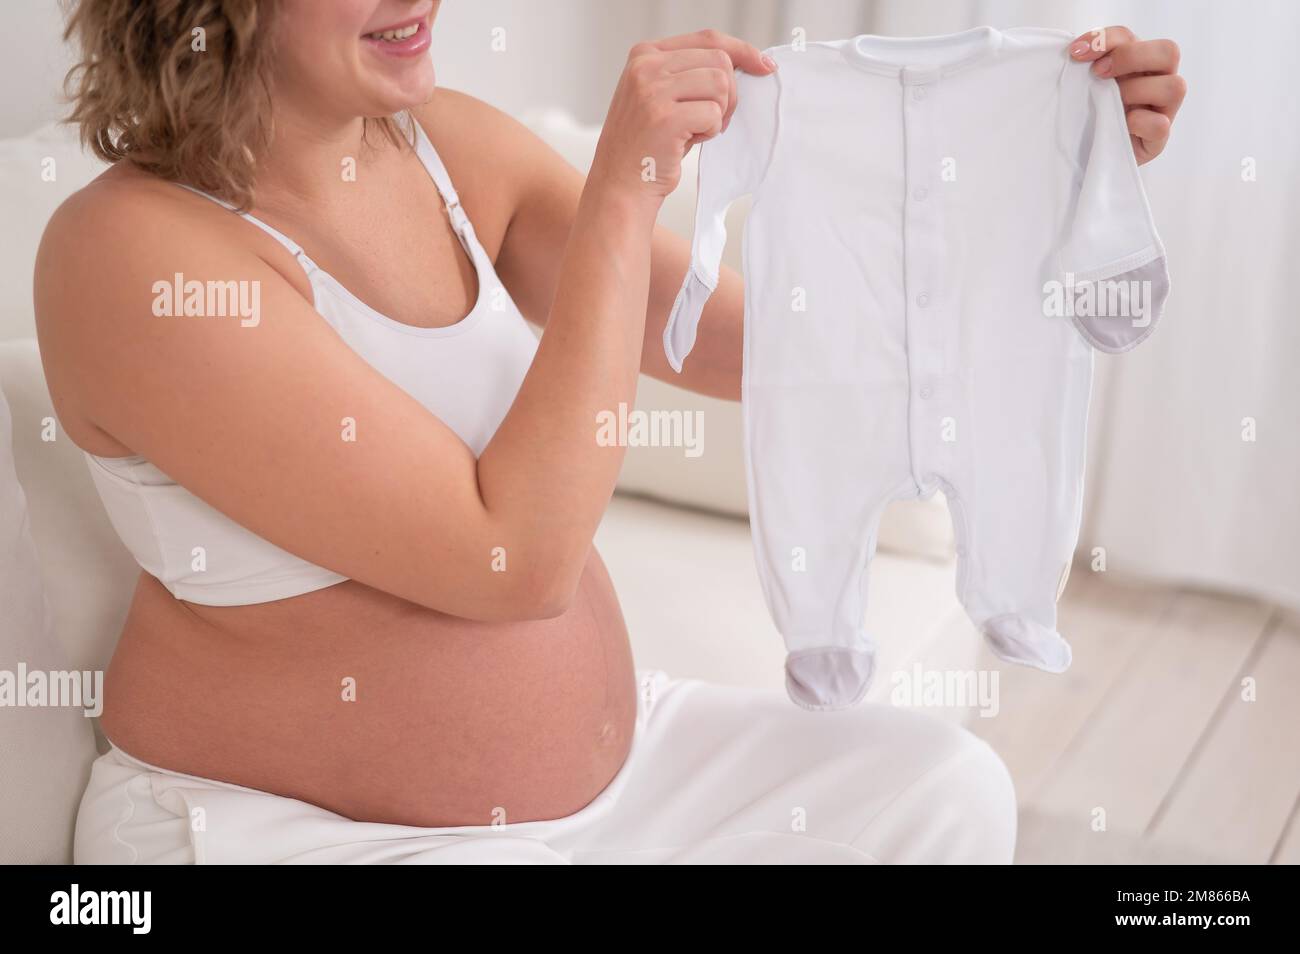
xmin=589 ymin=29 xmax=776 ymax=209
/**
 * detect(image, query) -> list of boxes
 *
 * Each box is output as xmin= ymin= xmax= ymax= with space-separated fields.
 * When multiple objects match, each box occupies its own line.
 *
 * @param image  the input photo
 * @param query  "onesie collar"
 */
xmin=839 ymin=26 xmax=1003 ymax=83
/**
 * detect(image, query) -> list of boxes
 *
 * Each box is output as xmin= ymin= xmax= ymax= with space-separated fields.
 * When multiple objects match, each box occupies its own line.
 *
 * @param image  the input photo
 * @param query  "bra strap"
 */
xmin=178 ymin=117 xmax=478 ymax=262
xmin=174 ymin=182 xmax=307 ymax=259
xmin=398 ymin=112 xmax=479 ymax=254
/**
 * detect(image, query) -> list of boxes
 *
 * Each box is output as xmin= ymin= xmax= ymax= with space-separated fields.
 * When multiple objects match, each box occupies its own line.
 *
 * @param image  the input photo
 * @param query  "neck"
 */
xmin=252 ymin=99 xmax=374 ymax=211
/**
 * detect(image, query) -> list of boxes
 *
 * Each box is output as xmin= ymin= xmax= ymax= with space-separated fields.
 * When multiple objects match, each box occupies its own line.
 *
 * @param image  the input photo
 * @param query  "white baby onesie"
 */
xmin=664 ymin=27 xmax=1169 ymax=710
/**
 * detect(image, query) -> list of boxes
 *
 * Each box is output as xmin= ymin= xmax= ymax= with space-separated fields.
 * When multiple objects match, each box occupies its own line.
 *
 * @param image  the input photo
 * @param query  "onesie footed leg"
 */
xmin=980 ymin=613 xmax=1072 ymax=673
xmin=784 ymin=646 xmax=876 ymax=711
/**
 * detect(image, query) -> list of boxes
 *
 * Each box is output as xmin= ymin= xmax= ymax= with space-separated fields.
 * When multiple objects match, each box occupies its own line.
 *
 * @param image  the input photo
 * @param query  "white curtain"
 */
xmin=639 ymin=0 xmax=1300 ymax=609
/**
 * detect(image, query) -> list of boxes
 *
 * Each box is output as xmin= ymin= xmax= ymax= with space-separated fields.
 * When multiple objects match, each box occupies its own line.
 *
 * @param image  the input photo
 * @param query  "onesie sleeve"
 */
xmin=1055 ymin=66 xmax=1170 ymax=353
xmin=663 ymin=66 xmax=780 ymax=372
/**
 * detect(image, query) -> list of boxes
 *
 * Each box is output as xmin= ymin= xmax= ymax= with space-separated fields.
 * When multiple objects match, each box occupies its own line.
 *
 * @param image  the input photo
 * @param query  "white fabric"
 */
xmin=663 ymin=28 xmax=1169 ymax=710
xmin=74 ymin=669 xmax=1016 ymax=864
xmin=0 ymin=341 xmax=137 ymax=676
xmin=82 ymin=116 xmax=540 ymax=607
xmin=521 ymin=108 xmax=961 ymax=563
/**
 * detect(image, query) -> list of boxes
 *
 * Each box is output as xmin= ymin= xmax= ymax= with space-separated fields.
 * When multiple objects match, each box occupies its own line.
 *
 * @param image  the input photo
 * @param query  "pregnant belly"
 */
xmin=99 ymin=549 xmax=639 ymax=828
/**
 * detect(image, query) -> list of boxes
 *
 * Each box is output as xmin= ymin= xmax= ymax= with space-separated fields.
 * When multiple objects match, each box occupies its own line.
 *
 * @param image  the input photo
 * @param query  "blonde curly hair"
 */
xmin=62 ymin=0 xmax=409 ymax=209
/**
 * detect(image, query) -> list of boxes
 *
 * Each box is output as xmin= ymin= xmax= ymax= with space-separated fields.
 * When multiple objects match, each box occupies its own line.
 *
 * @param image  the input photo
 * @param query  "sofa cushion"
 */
xmin=0 ymin=340 xmax=136 ymax=677
xmin=0 ymin=366 xmax=99 ymax=863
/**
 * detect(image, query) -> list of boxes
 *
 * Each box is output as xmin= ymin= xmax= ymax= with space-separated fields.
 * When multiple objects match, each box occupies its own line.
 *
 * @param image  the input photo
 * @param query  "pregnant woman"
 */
xmin=38 ymin=1 xmax=1183 ymax=863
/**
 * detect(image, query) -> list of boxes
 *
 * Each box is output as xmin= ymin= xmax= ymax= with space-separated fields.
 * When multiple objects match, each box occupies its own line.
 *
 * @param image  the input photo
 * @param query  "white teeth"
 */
xmin=367 ymin=23 xmax=420 ymax=41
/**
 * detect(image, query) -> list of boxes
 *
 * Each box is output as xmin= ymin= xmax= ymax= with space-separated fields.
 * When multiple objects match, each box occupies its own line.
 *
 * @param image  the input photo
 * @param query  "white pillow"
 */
xmin=0 ymin=340 xmax=136 ymax=677
xmin=0 ymin=122 xmax=107 ymax=342
xmin=0 ymin=369 xmax=98 ymax=864
xmin=521 ymin=109 xmax=956 ymax=561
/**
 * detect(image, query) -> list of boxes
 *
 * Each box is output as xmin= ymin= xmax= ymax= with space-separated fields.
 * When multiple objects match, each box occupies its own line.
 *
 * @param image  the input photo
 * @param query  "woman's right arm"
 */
xmin=34 ymin=37 xmax=743 ymax=623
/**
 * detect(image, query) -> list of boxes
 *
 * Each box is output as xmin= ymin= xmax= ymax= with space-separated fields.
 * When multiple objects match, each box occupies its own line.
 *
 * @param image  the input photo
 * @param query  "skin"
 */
xmin=1068 ymin=26 xmax=1186 ymax=163
xmin=33 ymin=3 xmax=1184 ymax=827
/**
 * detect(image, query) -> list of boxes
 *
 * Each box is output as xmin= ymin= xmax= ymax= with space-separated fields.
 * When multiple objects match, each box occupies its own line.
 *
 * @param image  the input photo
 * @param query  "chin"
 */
xmin=361 ymin=57 xmax=437 ymax=112
xmin=369 ymin=82 xmax=437 ymax=116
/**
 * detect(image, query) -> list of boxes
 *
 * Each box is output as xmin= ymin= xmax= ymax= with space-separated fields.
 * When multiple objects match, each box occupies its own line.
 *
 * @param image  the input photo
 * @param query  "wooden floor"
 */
xmin=960 ymin=570 xmax=1300 ymax=865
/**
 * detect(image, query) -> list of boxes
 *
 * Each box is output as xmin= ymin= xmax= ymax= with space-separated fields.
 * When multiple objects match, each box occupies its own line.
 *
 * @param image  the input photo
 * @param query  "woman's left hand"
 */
xmin=1069 ymin=26 xmax=1186 ymax=165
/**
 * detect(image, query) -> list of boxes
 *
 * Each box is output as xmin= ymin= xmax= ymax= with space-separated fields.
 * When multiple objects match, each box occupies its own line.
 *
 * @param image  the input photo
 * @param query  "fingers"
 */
xmin=1126 ymin=107 xmax=1172 ymax=144
xmin=637 ymin=33 xmax=774 ymax=132
xmin=1118 ymin=73 xmax=1188 ymax=119
xmin=1067 ymin=25 xmax=1138 ymax=62
xmin=1126 ymin=108 xmax=1172 ymax=163
xmin=1069 ymin=28 xmax=1180 ymax=81
xmin=679 ymin=99 xmax=725 ymax=151
xmin=652 ymin=28 xmax=776 ymax=77
xmin=667 ymin=66 xmax=733 ymax=103
xmin=655 ymin=48 xmax=738 ymax=128
xmin=1065 ymin=25 xmax=1184 ymax=166
xmin=1094 ymin=37 xmax=1180 ymax=78
xmin=656 ymin=47 xmax=734 ymax=73
xmin=667 ymin=67 xmax=734 ymax=128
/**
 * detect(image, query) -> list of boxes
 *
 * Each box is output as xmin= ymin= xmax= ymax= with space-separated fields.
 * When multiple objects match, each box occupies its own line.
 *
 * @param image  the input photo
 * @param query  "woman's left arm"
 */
xmin=1068 ymin=26 xmax=1186 ymax=164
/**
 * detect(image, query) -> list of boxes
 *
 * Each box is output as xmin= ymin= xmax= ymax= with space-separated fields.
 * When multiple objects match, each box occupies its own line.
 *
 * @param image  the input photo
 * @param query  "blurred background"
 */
xmin=1 ymin=0 xmax=1297 ymax=864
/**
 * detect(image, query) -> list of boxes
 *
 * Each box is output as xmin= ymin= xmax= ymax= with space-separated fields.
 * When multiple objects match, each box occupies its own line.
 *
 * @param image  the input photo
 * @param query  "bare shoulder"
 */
xmin=36 ymin=164 xmax=305 ymax=345
xmin=37 ymin=166 xmax=232 ymax=332
xmin=408 ymin=88 xmax=576 ymax=223
xmin=33 ymin=166 xmax=302 ymax=453
xmin=411 ymin=87 xmax=543 ymax=171
xmin=40 ymin=169 xmax=201 ymax=357
xmin=38 ymin=167 xmax=180 ymax=285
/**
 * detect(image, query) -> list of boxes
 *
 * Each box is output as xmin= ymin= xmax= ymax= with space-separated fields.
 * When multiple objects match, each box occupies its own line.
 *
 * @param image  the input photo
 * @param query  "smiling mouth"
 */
xmin=364 ymin=22 xmax=422 ymax=42
xmin=359 ymin=14 xmax=432 ymax=57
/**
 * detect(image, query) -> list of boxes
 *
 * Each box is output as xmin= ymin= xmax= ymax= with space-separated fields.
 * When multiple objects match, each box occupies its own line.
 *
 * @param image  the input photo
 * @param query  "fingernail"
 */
xmin=1094 ymin=54 xmax=1113 ymax=76
xmin=1069 ymin=41 xmax=1089 ymax=57
xmin=761 ymin=53 xmax=778 ymax=71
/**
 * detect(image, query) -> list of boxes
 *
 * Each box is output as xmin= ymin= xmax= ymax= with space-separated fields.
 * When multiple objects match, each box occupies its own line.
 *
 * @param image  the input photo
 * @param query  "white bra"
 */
xmin=85 ymin=114 xmax=540 ymax=606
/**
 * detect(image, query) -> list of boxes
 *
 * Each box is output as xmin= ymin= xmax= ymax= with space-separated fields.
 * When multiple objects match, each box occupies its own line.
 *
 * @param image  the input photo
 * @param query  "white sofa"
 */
xmin=0 ymin=114 xmax=976 ymax=864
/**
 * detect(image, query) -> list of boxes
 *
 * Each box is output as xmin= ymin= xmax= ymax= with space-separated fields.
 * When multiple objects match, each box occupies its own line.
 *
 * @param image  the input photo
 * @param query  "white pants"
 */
xmin=75 ymin=670 xmax=1017 ymax=864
